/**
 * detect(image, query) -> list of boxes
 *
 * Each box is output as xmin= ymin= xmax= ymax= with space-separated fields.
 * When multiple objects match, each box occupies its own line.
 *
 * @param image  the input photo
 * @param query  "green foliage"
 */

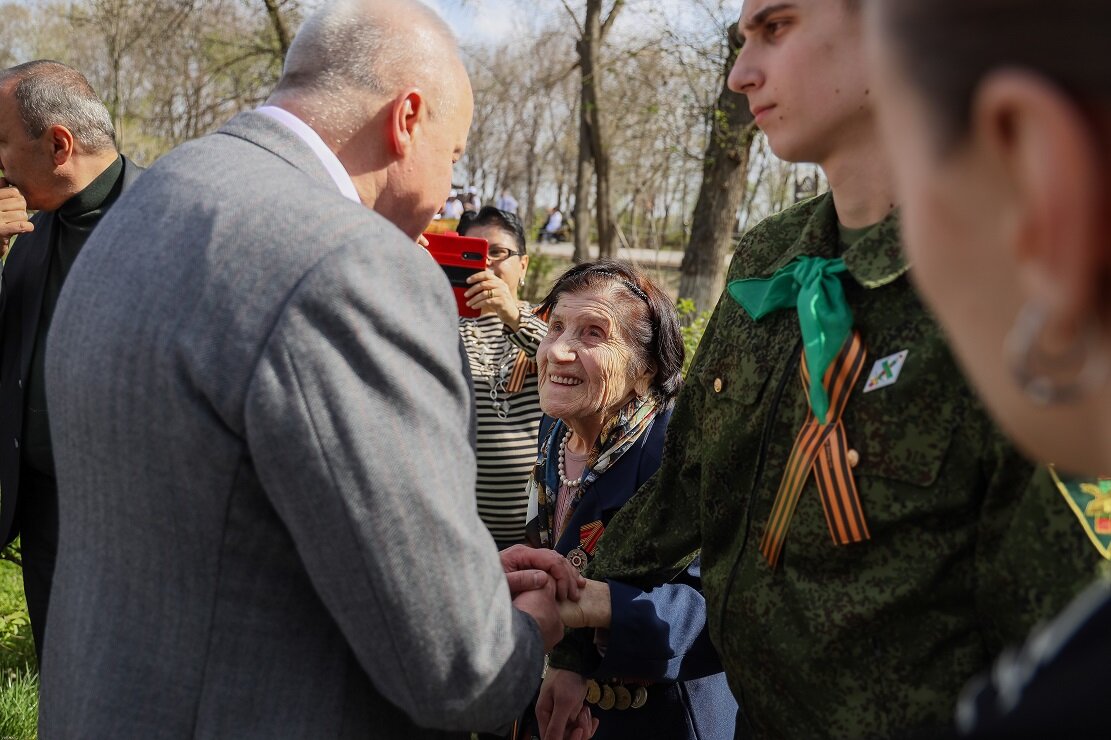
xmin=676 ymin=299 xmax=712 ymax=375
xmin=0 ymin=555 xmax=32 ymax=669
xmin=521 ymin=252 xmax=570 ymax=305
xmin=0 ymin=553 xmax=36 ymax=740
xmin=1 ymin=541 xmax=21 ymax=569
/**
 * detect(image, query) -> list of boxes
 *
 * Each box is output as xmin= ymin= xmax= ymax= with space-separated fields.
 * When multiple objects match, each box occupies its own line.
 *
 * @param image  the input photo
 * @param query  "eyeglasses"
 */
xmin=487 ymin=247 xmax=522 ymax=262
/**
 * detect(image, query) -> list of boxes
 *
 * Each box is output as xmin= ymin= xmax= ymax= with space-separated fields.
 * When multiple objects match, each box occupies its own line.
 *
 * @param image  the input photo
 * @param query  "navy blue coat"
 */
xmin=535 ymin=410 xmax=737 ymax=740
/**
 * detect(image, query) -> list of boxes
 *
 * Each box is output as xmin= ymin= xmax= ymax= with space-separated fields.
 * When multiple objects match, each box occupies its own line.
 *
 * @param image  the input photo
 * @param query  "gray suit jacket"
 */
xmin=40 ymin=112 xmax=543 ymax=738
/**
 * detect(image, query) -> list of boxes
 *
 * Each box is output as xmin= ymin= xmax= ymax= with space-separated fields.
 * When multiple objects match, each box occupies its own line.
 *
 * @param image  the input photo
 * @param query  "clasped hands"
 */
xmin=499 ymin=545 xmax=612 ymax=646
xmin=500 ymin=546 xmax=613 ymax=740
xmin=537 ymin=578 xmax=611 ymax=740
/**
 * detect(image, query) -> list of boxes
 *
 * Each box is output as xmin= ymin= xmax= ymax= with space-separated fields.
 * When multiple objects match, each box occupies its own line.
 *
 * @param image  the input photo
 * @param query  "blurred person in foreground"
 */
xmin=545 ymin=1 xmax=1103 ymax=737
xmin=0 ymin=60 xmax=143 ymax=660
xmin=458 ymin=207 xmax=547 ymax=548
xmin=37 ymin=0 xmax=581 ymax=736
xmin=866 ymin=0 xmax=1111 ymax=734
xmin=524 ymin=261 xmax=737 ymax=740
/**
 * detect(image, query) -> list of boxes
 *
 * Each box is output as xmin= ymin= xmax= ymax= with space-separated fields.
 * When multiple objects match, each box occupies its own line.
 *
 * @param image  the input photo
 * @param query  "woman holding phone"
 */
xmin=459 ymin=207 xmax=548 ymax=549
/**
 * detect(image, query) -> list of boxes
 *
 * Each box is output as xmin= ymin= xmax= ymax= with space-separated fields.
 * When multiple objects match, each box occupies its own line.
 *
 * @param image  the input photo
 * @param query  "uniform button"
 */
xmin=713 ymin=377 xmax=724 ymax=393
xmin=13 ymin=439 xmax=18 ymax=450
xmin=848 ymin=449 xmax=860 ymax=468
xmin=17 ymin=379 xmax=22 ymax=390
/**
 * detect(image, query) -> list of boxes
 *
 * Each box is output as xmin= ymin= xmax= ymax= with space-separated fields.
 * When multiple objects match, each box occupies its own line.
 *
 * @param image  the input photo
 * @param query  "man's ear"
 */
xmin=47 ymin=124 xmax=75 ymax=166
xmin=386 ymin=89 xmax=427 ymax=158
xmin=973 ymin=70 xmax=1110 ymax=336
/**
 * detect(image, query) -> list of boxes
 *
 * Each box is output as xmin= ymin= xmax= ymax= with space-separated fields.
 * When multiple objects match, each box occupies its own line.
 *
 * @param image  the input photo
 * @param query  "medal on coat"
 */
xmin=1050 ymin=466 xmax=1111 ymax=559
xmin=567 ymin=521 xmax=606 ymax=573
xmin=614 ymin=685 xmax=632 ymax=710
xmin=598 ymin=685 xmax=616 ymax=711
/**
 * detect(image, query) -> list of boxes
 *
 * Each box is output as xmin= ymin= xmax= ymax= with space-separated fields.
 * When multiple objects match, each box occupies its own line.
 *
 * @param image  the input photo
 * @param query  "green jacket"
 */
xmin=552 ymin=193 xmax=1102 ymax=738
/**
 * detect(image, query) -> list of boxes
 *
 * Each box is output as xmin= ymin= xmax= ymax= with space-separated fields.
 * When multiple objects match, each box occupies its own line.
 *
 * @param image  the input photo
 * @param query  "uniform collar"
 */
xmin=764 ymin=192 xmax=908 ymax=290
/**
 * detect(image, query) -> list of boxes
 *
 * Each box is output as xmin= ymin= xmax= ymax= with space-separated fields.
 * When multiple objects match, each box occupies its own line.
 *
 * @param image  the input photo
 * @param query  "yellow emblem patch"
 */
xmin=1050 ymin=466 xmax=1111 ymax=560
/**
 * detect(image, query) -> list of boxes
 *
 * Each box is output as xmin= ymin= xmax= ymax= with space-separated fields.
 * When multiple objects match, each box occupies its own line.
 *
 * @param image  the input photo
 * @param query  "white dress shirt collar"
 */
xmin=256 ymin=105 xmax=361 ymax=205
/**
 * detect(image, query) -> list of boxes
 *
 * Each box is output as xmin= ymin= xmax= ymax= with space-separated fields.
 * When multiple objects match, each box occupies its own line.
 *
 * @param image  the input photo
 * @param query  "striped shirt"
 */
xmin=460 ymin=308 xmax=548 ymax=544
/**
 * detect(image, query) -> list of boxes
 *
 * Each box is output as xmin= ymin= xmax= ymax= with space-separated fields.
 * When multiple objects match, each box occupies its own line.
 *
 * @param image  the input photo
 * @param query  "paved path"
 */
xmin=532 ymin=242 xmax=685 ymax=268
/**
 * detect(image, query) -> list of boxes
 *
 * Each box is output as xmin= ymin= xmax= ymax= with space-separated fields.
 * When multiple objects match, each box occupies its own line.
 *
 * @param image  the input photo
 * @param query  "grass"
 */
xmin=0 ymin=548 xmax=37 ymax=740
xmin=0 ymin=668 xmax=36 ymax=740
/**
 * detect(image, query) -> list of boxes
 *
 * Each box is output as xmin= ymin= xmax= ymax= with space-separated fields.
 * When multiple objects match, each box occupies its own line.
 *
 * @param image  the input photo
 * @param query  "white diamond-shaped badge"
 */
xmin=864 ymin=350 xmax=909 ymax=393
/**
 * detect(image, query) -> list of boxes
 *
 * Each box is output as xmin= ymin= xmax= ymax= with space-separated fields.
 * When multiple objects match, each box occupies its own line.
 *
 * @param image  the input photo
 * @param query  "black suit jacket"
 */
xmin=0 ymin=156 xmax=143 ymax=545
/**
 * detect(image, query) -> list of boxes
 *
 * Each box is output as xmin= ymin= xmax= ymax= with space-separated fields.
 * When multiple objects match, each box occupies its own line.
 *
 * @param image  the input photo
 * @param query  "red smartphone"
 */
xmin=423 ymin=232 xmax=489 ymax=318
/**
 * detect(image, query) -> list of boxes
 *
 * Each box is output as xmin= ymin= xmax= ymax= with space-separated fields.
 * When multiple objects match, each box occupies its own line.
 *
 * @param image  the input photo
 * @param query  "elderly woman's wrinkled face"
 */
xmin=537 ymin=286 xmax=652 ymax=428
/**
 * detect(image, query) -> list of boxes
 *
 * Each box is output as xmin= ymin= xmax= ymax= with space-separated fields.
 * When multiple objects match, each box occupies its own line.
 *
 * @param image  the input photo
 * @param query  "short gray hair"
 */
xmin=0 ymin=60 xmax=116 ymax=152
xmin=274 ymin=0 xmax=460 ymax=122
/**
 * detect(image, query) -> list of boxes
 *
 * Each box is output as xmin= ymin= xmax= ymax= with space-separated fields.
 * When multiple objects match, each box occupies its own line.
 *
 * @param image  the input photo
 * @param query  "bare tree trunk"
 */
xmin=573 ymin=130 xmax=592 ymax=263
xmin=678 ymin=24 xmax=757 ymax=311
xmin=593 ymin=125 xmax=616 ymax=258
xmin=582 ymin=0 xmax=618 ymax=259
xmin=262 ymin=0 xmax=292 ymax=58
xmin=525 ymin=109 xmax=540 ymax=227
xmin=571 ymin=0 xmax=623 ymax=262
xmin=110 ymin=39 xmax=123 ymax=148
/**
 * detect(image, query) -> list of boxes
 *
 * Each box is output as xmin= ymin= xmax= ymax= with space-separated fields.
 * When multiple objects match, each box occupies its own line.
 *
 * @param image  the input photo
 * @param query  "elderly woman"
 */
xmin=866 ymin=0 xmax=1111 ymax=734
xmin=457 ymin=206 xmax=547 ymax=549
xmin=521 ymin=261 xmax=736 ymax=740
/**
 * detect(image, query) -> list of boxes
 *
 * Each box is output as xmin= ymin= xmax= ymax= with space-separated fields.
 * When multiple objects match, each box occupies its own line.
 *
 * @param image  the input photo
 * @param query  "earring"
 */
xmin=1005 ymin=301 xmax=1109 ymax=405
xmin=519 ymin=275 xmax=526 ymax=289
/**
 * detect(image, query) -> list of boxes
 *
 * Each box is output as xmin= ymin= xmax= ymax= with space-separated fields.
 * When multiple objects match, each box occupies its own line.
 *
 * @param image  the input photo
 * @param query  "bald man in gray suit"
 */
xmin=38 ymin=1 xmax=581 ymax=737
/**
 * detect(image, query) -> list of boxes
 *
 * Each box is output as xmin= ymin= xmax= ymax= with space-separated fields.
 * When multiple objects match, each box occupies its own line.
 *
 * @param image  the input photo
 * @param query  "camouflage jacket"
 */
xmin=550 ymin=193 xmax=1102 ymax=738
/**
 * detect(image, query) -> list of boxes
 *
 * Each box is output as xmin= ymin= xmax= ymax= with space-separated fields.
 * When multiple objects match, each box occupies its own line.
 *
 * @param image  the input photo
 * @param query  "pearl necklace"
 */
xmin=558 ymin=429 xmax=584 ymax=489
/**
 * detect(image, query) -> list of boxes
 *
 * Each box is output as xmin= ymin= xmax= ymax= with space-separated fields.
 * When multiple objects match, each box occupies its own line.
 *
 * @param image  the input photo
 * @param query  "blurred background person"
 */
xmin=524 ymin=261 xmax=736 ymax=740
xmin=866 ymin=0 xmax=1111 ymax=734
xmin=460 ymin=206 xmax=547 ymax=548
xmin=538 ymin=206 xmax=563 ymax=243
xmin=496 ymin=190 xmax=519 ymax=216
xmin=463 ymin=185 xmax=481 ymax=213
xmin=444 ymin=189 xmax=464 ymax=220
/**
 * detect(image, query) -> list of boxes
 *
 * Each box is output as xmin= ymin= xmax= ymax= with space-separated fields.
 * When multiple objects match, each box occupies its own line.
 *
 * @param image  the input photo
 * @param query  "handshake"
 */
xmin=499 ymin=545 xmax=612 ymax=649
xmin=500 ymin=545 xmax=614 ymax=740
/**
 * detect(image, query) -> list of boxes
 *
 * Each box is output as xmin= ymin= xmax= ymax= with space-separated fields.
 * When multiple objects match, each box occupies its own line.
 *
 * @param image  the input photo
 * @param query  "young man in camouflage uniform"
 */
xmin=547 ymin=0 xmax=1104 ymax=736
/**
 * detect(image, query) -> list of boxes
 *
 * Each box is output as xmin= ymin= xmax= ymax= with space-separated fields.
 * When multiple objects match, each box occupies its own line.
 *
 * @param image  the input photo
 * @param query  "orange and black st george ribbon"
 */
xmin=760 ymin=331 xmax=871 ymax=568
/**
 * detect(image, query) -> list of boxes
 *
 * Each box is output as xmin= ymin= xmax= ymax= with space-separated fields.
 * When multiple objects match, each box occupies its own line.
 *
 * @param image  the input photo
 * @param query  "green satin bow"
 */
xmin=727 ymin=257 xmax=853 ymax=422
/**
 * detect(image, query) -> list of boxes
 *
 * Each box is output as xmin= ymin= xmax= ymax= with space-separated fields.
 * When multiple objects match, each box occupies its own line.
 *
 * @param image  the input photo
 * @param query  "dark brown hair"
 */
xmin=878 ymin=0 xmax=1109 ymax=145
xmin=538 ymin=260 xmax=684 ymax=401
xmin=458 ymin=206 xmax=527 ymax=254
